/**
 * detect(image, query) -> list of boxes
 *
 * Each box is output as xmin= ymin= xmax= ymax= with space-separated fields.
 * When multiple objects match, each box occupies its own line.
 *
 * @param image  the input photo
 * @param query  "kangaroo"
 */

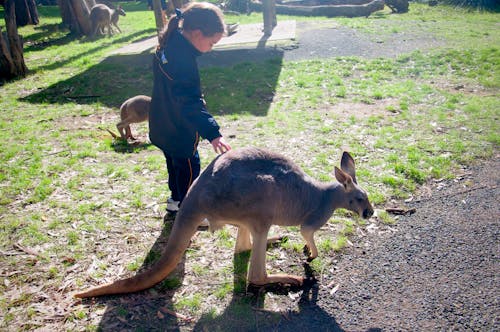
xmin=116 ymin=95 xmax=150 ymax=140
xmin=74 ymin=147 xmax=373 ymax=298
xmin=89 ymin=4 xmax=126 ymax=36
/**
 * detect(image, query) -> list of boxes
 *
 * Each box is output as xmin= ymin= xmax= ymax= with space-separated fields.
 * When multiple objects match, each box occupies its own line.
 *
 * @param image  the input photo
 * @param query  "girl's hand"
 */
xmin=210 ymin=136 xmax=231 ymax=154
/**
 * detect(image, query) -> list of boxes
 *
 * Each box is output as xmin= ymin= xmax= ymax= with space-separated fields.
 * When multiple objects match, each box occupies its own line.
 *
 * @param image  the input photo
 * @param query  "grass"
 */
xmin=0 ymin=1 xmax=498 ymax=330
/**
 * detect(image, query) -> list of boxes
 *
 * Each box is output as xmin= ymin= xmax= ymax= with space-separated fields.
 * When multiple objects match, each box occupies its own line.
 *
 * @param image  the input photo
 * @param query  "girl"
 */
xmin=149 ymin=2 xmax=231 ymax=222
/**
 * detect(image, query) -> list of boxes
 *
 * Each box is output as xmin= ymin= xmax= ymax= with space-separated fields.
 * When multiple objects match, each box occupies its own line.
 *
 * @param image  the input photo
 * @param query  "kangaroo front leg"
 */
xmin=125 ymin=125 xmax=134 ymax=140
xmin=301 ymin=227 xmax=318 ymax=262
xmin=235 ymin=226 xmax=252 ymax=253
xmin=247 ymin=230 xmax=268 ymax=285
xmin=116 ymin=122 xmax=126 ymax=140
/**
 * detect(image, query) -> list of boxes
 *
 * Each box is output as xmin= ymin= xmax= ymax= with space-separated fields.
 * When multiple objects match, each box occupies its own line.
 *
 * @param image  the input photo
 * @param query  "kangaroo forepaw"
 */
xmin=302 ymin=245 xmax=317 ymax=262
xmin=303 ymin=244 xmax=309 ymax=255
xmin=303 ymin=244 xmax=313 ymax=259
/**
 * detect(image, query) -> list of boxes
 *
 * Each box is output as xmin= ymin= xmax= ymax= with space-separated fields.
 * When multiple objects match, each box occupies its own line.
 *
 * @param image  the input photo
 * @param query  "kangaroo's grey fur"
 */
xmin=117 ymin=95 xmax=150 ymax=140
xmin=74 ymin=147 xmax=374 ymax=298
xmin=90 ymin=4 xmax=126 ymax=36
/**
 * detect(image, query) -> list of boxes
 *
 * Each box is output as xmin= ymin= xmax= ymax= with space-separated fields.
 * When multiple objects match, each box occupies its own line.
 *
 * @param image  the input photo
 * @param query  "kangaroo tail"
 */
xmin=73 ymin=211 xmax=200 ymax=298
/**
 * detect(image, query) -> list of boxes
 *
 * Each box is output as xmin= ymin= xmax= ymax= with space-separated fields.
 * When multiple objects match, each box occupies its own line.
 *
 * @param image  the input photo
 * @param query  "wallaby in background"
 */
xmin=89 ymin=4 xmax=126 ymax=36
xmin=74 ymin=147 xmax=374 ymax=298
xmin=116 ymin=95 xmax=151 ymax=140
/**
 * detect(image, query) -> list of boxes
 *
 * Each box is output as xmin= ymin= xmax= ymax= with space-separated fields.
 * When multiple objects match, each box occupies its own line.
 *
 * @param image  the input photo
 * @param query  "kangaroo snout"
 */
xmin=363 ymin=206 xmax=374 ymax=219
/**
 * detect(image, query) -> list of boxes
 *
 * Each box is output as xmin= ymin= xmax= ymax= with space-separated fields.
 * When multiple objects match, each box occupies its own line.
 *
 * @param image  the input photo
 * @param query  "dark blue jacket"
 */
xmin=149 ymin=30 xmax=221 ymax=158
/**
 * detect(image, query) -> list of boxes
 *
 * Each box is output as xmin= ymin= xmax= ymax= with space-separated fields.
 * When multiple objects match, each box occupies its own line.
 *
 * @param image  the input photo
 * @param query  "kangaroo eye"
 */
xmin=355 ymin=193 xmax=367 ymax=202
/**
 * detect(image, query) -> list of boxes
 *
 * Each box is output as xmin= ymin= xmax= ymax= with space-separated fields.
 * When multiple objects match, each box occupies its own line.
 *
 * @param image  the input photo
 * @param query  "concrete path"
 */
xmin=110 ymin=20 xmax=296 ymax=55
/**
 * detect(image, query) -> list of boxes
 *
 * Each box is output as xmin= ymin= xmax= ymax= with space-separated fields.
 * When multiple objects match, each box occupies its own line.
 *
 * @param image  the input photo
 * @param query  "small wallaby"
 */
xmin=116 ymin=95 xmax=151 ymax=140
xmin=74 ymin=147 xmax=373 ymax=298
xmin=90 ymin=4 xmax=126 ymax=36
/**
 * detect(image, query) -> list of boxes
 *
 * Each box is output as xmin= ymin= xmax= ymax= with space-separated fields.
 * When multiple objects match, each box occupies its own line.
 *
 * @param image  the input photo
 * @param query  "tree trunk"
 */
xmin=251 ymin=0 xmax=385 ymax=17
xmin=0 ymin=28 xmax=15 ymax=79
xmin=58 ymin=0 xmax=95 ymax=35
xmin=14 ymin=0 xmax=39 ymax=27
xmin=0 ymin=0 xmax=40 ymax=27
xmin=152 ymin=0 xmax=165 ymax=37
xmin=277 ymin=0 xmax=373 ymax=5
xmin=0 ymin=0 xmax=27 ymax=80
xmin=58 ymin=0 xmax=72 ymax=26
xmin=262 ymin=0 xmax=277 ymax=35
xmin=171 ymin=0 xmax=183 ymax=10
xmin=385 ymin=0 xmax=409 ymax=13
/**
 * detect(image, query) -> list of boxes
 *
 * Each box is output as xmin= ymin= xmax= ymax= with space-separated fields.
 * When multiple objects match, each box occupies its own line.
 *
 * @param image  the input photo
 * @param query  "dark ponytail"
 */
xmin=158 ymin=16 xmax=180 ymax=48
xmin=158 ymin=2 xmax=225 ymax=48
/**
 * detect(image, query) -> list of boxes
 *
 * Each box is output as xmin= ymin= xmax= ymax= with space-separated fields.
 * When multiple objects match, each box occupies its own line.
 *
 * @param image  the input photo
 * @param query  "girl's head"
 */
xmin=159 ymin=2 xmax=225 ymax=53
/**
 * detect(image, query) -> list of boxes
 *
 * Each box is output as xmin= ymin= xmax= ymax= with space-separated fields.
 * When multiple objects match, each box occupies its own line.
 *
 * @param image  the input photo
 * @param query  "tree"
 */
xmin=58 ymin=0 xmax=95 ymax=35
xmin=14 ymin=0 xmax=39 ymax=26
xmin=250 ymin=0 xmax=385 ymax=17
xmin=0 ymin=0 xmax=39 ymax=26
xmin=0 ymin=0 xmax=28 ymax=80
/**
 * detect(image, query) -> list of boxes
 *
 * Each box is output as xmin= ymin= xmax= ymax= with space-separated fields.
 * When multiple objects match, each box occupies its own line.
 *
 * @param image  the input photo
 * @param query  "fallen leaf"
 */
xmin=159 ymin=306 xmax=193 ymax=322
xmin=330 ymin=284 xmax=340 ymax=295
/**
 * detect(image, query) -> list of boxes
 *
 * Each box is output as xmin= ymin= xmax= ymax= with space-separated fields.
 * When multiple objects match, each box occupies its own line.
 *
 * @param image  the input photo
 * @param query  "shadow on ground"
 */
xmin=194 ymin=255 xmax=345 ymax=331
xmin=90 ymin=228 xmax=346 ymax=331
xmin=90 ymin=223 xmax=187 ymax=331
xmin=22 ymin=48 xmax=285 ymax=117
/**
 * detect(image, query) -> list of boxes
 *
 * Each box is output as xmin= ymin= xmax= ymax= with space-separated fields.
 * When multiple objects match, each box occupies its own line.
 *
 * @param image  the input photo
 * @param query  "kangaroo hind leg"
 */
xmin=247 ymin=228 xmax=303 ymax=287
xmin=235 ymin=226 xmax=252 ymax=253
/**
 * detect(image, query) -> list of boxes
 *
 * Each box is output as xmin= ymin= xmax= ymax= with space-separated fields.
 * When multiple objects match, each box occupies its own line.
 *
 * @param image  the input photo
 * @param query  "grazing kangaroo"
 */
xmin=89 ymin=4 xmax=126 ymax=36
xmin=116 ymin=95 xmax=150 ymax=140
xmin=74 ymin=147 xmax=373 ymax=298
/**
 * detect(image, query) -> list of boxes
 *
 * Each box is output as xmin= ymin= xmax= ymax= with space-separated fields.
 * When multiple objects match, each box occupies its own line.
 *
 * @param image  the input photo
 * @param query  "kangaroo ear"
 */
xmin=335 ymin=166 xmax=354 ymax=190
xmin=341 ymin=151 xmax=357 ymax=184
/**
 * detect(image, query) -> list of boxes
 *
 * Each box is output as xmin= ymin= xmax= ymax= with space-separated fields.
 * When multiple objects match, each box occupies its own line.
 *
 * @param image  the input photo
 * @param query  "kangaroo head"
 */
xmin=334 ymin=151 xmax=374 ymax=219
xmin=117 ymin=5 xmax=126 ymax=16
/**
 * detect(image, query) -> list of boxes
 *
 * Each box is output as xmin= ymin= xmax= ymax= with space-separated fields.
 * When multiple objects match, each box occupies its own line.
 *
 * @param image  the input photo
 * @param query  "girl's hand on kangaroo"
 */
xmin=211 ymin=136 xmax=231 ymax=154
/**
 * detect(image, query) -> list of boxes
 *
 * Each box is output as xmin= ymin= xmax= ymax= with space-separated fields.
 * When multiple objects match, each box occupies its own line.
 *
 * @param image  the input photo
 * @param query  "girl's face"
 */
xmin=184 ymin=30 xmax=223 ymax=53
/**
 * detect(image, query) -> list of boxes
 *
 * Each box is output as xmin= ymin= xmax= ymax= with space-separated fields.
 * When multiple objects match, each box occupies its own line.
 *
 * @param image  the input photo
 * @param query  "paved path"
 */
xmin=110 ymin=20 xmax=296 ymax=55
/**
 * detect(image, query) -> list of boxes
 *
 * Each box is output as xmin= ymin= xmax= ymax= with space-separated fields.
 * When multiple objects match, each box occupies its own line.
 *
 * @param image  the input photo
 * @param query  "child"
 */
xmin=149 ymin=2 xmax=232 ymax=222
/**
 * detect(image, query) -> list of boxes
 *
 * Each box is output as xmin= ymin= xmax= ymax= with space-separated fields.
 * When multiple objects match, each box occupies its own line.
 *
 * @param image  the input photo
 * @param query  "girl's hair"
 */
xmin=158 ymin=2 xmax=225 ymax=48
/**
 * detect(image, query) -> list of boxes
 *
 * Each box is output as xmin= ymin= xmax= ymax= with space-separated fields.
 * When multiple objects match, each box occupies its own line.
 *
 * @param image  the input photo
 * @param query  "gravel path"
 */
xmin=266 ymin=158 xmax=499 ymax=331
xmin=199 ymin=21 xmax=444 ymax=68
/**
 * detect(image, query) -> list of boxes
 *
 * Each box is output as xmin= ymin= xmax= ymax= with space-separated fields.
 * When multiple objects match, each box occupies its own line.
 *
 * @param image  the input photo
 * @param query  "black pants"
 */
xmin=164 ymin=151 xmax=201 ymax=204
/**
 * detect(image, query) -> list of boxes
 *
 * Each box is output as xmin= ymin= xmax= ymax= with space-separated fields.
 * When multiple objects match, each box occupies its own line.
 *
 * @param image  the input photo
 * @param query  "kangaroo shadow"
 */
xmin=109 ymin=138 xmax=153 ymax=154
xmin=88 ymin=222 xmax=187 ymax=331
xmin=194 ymin=250 xmax=345 ymax=331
